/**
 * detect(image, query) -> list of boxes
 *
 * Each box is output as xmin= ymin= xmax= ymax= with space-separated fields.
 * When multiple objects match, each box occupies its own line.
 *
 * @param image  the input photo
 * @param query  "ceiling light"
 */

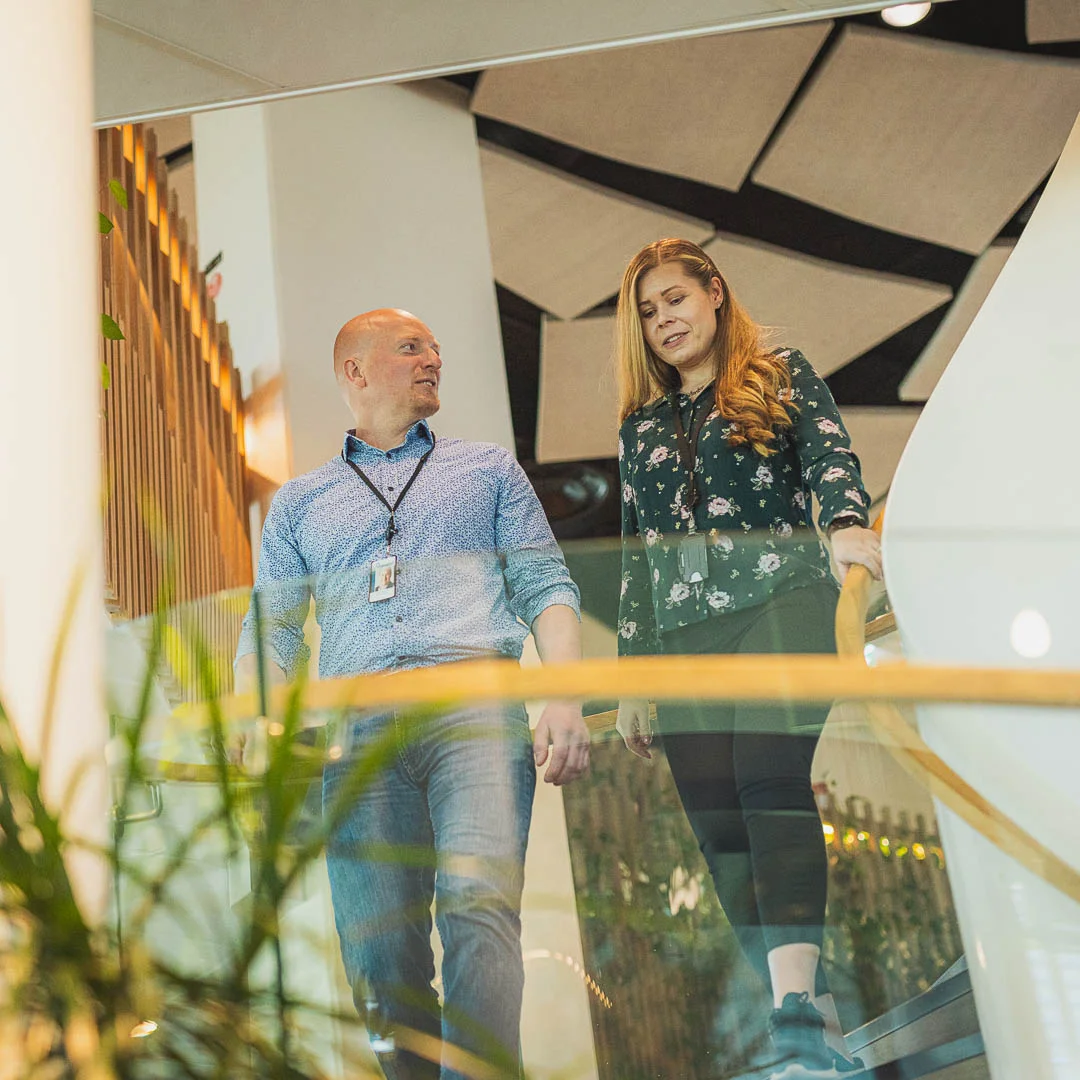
xmin=881 ymin=3 xmax=932 ymax=27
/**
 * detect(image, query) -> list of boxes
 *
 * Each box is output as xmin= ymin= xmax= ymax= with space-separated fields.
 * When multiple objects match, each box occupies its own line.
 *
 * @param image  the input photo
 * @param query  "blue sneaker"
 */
xmin=767 ymin=993 xmax=868 ymax=1079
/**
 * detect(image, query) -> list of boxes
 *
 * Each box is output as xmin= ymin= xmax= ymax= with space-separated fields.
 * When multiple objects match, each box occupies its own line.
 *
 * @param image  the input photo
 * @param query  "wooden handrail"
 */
xmin=834 ymin=513 xmax=1080 ymax=904
xmin=157 ymin=515 xmax=1080 ymax=903
xmin=170 ymin=656 xmax=1080 ymax=730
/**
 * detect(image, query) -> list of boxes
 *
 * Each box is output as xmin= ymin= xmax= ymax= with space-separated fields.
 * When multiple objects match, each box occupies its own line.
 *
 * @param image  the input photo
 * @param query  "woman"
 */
xmin=614 ymin=239 xmax=881 ymax=1080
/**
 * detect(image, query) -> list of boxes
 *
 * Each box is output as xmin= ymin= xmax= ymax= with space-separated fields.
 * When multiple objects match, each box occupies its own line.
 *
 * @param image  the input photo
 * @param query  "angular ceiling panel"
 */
xmin=480 ymin=145 xmax=713 ymax=320
xmin=537 ymin=316 xmax=619 ymax=464
xmin=1027 ymin=0 xmax=1080 ymax=45
xmin=535 ymin=229 xmax=950 ymax=464
xmin=703 ymin=234 xmax=952 ymax=377
xmin=900 ymin=240 xmax=1015 ymax=402
xmin=753 ymin=25 xmax=1080 ymax=254
xmin=471 ymin=21 xmax=832 ymax=192
xmin=838 ymin=407 xmax=922 ymax=504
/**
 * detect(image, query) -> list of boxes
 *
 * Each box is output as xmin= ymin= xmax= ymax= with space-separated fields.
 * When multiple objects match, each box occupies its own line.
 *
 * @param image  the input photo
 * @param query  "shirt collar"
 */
xmin=342 ymin=419 xmax=433 ymax=459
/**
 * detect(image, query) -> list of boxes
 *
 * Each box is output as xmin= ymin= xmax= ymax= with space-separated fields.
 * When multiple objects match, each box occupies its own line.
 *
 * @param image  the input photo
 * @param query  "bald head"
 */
xmin=333 ymin=308 xmax=443 ymax=435
xmin=333 ymin=308 xmax=419 ymax=383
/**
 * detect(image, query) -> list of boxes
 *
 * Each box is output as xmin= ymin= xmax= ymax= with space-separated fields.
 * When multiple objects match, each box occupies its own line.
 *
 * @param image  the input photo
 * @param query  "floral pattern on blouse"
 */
xmin=617 ymin=348 xmax=870 ymax=654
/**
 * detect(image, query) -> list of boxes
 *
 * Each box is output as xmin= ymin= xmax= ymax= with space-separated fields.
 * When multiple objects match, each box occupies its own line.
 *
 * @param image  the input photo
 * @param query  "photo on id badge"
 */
xmin=369 ymin=555 xmax=397 ymax=602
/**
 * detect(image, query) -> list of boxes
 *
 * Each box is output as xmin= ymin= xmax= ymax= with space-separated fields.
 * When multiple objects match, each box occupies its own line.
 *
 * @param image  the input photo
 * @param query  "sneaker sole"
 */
xmin=768 ymin=1063 xmax=843 ymax=1080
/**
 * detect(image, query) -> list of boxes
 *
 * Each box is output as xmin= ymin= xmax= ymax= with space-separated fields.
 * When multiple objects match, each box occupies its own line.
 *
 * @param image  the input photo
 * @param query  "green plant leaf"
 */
xmin=101 ymin=363 xmax=111 ymax=391
xmin=98 ymin=212 xmax=114 ymax=235
xmin=108 ymin=179 xmax=129 ymax=210
xmin=101 ymin=313 xmax=125 ymax=341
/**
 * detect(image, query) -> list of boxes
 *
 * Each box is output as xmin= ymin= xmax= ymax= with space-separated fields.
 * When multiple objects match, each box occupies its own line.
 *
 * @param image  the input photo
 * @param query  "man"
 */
xmin=235 ymin=309 xmax=589 ymax=1080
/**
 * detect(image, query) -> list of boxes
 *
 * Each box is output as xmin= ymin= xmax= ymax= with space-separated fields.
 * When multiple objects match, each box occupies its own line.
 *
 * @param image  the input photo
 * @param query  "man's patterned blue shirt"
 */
xmin=236 ymin=421 xmax=580 ymax=678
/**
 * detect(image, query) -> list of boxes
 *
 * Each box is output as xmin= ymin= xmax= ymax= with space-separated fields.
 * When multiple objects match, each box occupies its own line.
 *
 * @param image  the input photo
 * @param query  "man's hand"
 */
xmin=830 ymin=526 xmax=883 ymax=583
xmin=230 ymin=653 xmax=286 ymax=771
xmin=533 ymin=702 xmax=590 ymax=785
xmin=616 ymin=698 xmax=653 ymax=760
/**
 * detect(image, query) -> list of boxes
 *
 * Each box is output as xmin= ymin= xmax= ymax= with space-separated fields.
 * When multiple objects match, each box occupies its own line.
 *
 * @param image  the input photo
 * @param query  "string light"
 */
xmin=822 ymin=820 xmax=946 ymax=867
xmin=522 ymin=950 xmax=613 ymax=1010
xmin=130 ymin=1021 xmax=158 ymax=1039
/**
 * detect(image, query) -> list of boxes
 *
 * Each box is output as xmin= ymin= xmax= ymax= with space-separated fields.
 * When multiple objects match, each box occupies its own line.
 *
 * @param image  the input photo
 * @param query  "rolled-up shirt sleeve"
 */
xmin=235 ymin=483 xmax=312 ymax=679
xmin=786 ymin=349 xmax=871 ymax=530
xmin=495 ymin=454 xmax=580 ymax=626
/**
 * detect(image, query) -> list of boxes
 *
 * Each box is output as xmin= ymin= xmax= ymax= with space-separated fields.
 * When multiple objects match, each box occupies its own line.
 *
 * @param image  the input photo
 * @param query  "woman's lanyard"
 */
xmin=668 ymin=391 xmax=713 ymax=532
xmin=668 ymin=391 xmax=714 ymax=583
xmin=342 ymin=435 xmax=436 ymax=553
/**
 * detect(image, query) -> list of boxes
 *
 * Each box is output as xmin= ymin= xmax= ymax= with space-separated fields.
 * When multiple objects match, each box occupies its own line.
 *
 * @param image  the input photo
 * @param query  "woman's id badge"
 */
xmin=678 ymin=533 xmax=709 ymax=583
xmin=369 ymin=555 xmax=398 ymax=602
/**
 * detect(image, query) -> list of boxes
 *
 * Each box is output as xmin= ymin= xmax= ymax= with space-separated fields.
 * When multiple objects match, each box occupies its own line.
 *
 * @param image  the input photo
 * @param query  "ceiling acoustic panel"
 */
xmin=471 ymin=21 xmax=832 ymax=192
xmin=753 ymin=25 xmax=1080 ymax=254
xmin=838 ymin=407 xmax=923 ymax=505
xmin=536 ymin=315 xmax=619 ymax=464
xmin=1027 ymin=0 xmax=1080 ymax=44
xmin=900 ymin=240 xmax=1015 ymax=403
xmin=480 ymin=145 xmax=713 ymax=320
xmin=703 ymin=234 xmax=952 ymax=377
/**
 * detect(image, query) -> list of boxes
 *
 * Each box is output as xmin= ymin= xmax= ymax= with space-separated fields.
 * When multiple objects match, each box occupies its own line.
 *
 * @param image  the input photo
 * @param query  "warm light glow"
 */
xmin=881 ymin=2 xmax=932 ymax=27
xmin=1010 ymin=609 xmax=1051 ymax=659
xmin=523 ymin=950 xmax=613 ymax=1009
xmin=130 ymin=1020 xmax=158 ymax=1039
xmin=822 ymin=822 xmax=835 ymax=836
xmin=268 ymin=721 xmax=285 ymax=738
xmin=327 ymin=745 xmax=344 ymax=761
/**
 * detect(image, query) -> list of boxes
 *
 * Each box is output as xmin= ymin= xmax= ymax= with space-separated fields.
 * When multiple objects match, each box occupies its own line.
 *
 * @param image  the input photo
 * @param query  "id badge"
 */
xmin=369 ymin=555 xmax=398 ymax=602
xmin=678 ymin=532 xmax=710 ymax=583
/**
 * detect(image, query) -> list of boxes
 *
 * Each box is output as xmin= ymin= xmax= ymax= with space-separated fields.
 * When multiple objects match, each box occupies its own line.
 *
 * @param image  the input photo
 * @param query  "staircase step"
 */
xmin=845 ymin=960 xmax=984 ymax=1078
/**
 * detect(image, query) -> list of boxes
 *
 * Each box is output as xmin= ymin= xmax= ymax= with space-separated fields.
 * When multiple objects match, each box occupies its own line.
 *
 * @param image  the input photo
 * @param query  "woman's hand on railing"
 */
xmin=831 ymin=525 xmax=883 ymax=583
xmin=616 ymin=699 xmax=654 ymax=760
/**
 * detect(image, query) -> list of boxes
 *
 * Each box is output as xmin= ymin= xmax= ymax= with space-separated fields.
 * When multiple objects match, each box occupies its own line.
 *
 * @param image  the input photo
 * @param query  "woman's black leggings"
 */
xmin=657 ymin=582 xmax=838 ymax=996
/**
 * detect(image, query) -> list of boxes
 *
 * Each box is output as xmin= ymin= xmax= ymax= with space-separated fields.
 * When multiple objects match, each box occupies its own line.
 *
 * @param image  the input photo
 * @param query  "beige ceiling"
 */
xmin=900 ymin=240 xmax=1015 ymax=403
xmin=838 ymin=407 xmax=922 ymax=504
xmin=479 ymin=145 xmax=713 ymax=320
xmin=471 ymin=21 xmax=832 ymax=192
xmin=93 ymin=0 xmax=909 ymax=125
xmin=703 ymin=233 xmax=952 ymax=376
xmin=753 ymin=25 xmax=1080 ymax=254
xmin=537 ymin=316 xmax=619 ymax=463
xmin=1027 ymin=0 xmax=1080 ymax=44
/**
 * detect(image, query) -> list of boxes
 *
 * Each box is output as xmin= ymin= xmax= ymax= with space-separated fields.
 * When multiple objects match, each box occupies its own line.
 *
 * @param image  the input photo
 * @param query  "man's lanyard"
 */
xmin=668 ymin=387 xmax=714 ymax=530
xmin=342 ymin=435 xmax=436 ymax=552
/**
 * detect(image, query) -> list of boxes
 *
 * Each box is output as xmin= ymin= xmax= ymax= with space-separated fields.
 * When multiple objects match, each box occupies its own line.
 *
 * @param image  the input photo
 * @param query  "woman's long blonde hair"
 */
xmin=615 ymin=238 xmax=794 ymax=457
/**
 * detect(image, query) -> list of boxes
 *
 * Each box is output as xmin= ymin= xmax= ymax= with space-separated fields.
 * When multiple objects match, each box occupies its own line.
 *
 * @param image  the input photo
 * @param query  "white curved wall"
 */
xmin=885 ymin=112 xmax=1080 ymax=1079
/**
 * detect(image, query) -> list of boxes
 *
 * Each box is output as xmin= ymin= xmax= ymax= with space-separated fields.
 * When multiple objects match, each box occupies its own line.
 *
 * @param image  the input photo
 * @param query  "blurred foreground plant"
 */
xmin=0 ymin=596 xmax=425 ymax=1080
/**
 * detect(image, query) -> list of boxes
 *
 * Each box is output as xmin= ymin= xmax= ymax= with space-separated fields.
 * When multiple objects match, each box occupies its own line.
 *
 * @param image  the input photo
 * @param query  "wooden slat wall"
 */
xmin=99 ymin=124 xmax=252 ymax=699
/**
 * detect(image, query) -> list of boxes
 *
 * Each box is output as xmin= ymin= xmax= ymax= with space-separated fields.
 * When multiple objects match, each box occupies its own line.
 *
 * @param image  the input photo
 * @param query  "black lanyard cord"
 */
xmin=342 ymin=435 xmax=436 ymax=549
xmin=668 ymin=391 xmax=714 ymax=518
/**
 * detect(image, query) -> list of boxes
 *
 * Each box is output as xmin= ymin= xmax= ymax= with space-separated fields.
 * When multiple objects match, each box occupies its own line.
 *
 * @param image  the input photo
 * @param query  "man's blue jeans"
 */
xmin=323 ymin=703 xmax=536 ymax=1080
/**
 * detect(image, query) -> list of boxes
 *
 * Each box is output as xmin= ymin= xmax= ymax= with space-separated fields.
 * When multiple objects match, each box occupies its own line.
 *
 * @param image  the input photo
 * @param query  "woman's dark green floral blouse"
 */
xmin=617 ymin=348 xmax=870 ymax=655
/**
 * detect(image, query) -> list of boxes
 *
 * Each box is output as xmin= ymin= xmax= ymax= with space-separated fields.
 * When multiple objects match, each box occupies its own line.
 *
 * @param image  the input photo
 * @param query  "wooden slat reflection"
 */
xmin=98 ymin=123 xmax=253 ymax=699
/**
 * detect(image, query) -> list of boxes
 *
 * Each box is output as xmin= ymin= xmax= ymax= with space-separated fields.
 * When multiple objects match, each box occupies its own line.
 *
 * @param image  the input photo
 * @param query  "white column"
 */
xmin=195 ymin=80 xmax=514 ymax=480
xmin=885 ymin=112 xmax=1080 ymax=1078
xmin=0 ymin=4 xmax=107 ymax=911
